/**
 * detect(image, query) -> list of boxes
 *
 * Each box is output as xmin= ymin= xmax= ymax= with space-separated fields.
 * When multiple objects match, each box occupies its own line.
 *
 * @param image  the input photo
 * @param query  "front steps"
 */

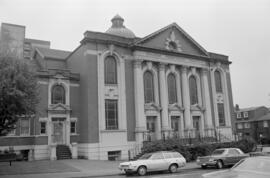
xmin=56 ymin=145 xmax=72 ymax=160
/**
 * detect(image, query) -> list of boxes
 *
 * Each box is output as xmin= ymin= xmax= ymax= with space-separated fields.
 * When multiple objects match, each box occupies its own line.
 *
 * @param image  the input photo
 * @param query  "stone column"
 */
xmin=134 ymin=60 xmax=146 ymax=143
xmin=71 ymin=142 xmax=78 ymax=159
xmin=181 ymin=66 xmax=191 ymax=136
xmin=159 ymin=63 xmax=170 ymax=137
xmin=50 ymin=144 xmax=57 ymax=160
xmin=201 ymin=68 xmax=214 ymax=136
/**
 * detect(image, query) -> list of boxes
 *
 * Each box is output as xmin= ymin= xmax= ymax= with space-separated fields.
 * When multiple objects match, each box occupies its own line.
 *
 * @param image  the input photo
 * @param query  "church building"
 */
xmin=0 ymin=15 xmax=234 ymax=160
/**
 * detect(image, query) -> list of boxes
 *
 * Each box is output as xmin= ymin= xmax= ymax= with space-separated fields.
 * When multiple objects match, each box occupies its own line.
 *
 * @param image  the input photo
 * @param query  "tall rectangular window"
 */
xmin=40 ymin=122 xmax=46 ymax=134
xmin=263 ymin=121 xmax=268 ymax=128
xmin=105 ymin=100 xmax=118 ymax=130
xmin=218 ymin=103 xmax=225 ymax=126
xmin=70 ymin=121 xmax=76 ymax=134
xmin=20 ymin=118 xmax=30 ymax=136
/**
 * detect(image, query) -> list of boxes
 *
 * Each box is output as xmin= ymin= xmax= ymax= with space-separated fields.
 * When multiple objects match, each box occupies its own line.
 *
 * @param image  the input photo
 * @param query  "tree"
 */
xmin=0 ymin=56 xmax=39 ymax=136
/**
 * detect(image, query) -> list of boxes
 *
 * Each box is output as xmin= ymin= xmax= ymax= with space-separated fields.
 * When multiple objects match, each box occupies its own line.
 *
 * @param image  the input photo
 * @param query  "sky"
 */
xmin=0 ymin=0 xmax=270 ymax=108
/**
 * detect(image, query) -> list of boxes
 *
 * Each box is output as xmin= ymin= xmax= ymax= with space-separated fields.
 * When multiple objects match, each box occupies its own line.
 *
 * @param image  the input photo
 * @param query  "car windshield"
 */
xmin=233 ymin=158 xmax=270 ymax=174
xmin=212 ymin=149 xmax=225 ymax=155
xmin=138 ymin=153 xmax=152 ymax=160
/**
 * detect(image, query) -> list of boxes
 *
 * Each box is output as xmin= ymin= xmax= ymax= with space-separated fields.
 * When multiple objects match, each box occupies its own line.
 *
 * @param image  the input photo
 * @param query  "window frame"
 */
xmin=20 ymin=118 xmax=30 ymax=136
xmin=167 ymin=73 xmax=177 ymax=104
xmin=244 ymin=122 xmax=250 ymax=129
xmin=144 ymin=71 xmax=155 ymax=103
xmin=70 ymin=121 xmax=77 ymax=134
xmin=243 ymin=112 xmax=248 ymax=118
xmin=214 ymin=70 xmax=223 ymax=93
xmin=51 ymin=84 xmax=66 ymax=104
xmin=104 ymin=56 xmax=117 ymax=85
xmin=189 ymin=75 xmax=198 ymax=105
xmin=105 ymin=99 xmax=118 ymax=130
xmin=217 ymin=103 xmax=226 ymax=126
xmin=263 ymin=121 xmax=268 ymax=128
xmin=40 ymin=121 xmax=47 ymax=135
xmin=237 ymin=123 xmax=243 ymax=129
xmin=236 ymin=113 xmax=241 ymax=119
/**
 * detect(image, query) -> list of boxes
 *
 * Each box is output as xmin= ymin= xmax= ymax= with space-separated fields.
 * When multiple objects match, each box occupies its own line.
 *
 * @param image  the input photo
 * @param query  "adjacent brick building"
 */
xmin=235 ymin=105 xmax=270 ymax=144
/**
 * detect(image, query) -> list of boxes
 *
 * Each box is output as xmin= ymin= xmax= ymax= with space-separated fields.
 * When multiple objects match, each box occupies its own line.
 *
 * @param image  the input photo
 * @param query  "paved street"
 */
xmin=0 ymin=159 xmax=227 ymax=178
xmin=82 ymin=167 xmax=223 ymax=178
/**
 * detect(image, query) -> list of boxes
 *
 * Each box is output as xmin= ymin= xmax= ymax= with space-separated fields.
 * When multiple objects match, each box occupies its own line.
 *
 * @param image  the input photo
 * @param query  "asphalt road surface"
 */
xmin=85 ymin=167 xmax=228 ymax=178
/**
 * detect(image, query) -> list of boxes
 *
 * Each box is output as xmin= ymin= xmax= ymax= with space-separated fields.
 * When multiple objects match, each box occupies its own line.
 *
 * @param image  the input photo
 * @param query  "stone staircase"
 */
xmin=56 ymin=145 xmax=72 ymax=160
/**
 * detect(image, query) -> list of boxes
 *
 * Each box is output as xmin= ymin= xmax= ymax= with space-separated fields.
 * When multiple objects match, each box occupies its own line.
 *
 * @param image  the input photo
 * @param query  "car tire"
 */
xmin=216 ymin=160 xmax=223 ymax=169
xmin=201 ymin=165 xmax=207 ymax=169
xmin=169 ymin=164 xmax=178 ymax=173
xmin=137 ymin=166 xmax=147 ymax=176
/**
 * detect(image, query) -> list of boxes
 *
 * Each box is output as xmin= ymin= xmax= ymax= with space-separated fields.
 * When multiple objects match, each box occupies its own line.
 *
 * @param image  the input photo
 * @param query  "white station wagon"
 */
xmin=119 ymin=151 xmax=186 ymax=176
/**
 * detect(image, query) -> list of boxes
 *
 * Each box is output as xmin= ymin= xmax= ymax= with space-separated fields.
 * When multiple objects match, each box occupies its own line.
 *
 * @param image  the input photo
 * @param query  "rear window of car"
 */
xmin=164 ymin=153 xmax=173 ymax=159
xmin=172 ymin=152 xmax=183 ymax=158
xmin=212 ymin=149 xmax=225 ymax=155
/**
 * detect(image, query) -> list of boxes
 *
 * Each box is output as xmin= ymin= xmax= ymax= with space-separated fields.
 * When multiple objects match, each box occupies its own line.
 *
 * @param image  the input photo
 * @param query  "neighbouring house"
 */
xmin=0 ymin=15 xmax=235 ymax=161
xmin=235 ymin=105 xmax=270 ymax=144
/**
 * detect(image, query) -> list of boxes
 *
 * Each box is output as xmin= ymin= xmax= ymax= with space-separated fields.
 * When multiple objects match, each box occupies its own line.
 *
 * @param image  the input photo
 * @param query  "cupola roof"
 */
xmin=105 ymin=14 xmax=136 ymax=38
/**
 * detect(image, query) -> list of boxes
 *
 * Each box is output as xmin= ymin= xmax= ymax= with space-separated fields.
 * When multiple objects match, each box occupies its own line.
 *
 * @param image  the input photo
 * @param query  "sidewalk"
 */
xmin=0 ymin=159 xmax=198 ymax=178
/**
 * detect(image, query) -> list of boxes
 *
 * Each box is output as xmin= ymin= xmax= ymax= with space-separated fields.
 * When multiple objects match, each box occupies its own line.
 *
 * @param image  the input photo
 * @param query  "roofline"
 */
xmin=132 ymin=45 xmax=232 ymax=65
xmin=134 ymin=23 xmax=209 ymax=57
xmin=1 ymin=22 xmax=25 ymax=28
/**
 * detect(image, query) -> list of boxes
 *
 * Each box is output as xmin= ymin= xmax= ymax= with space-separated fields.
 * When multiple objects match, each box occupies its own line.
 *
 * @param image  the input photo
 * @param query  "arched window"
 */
xmin=104 ymin=56 xmax=117 ymax=84
xmin=51 ymin=85 xmax=65 ymax=104
xmin=167 ymin=73 xmax=177 ymax=104
xmin=189 ymin=75 xmax=198 ymax=105
xmin=215 ymin=70 xmax=223 ymax=93
xmin=144 ymin=71 xmax=155 ymax=103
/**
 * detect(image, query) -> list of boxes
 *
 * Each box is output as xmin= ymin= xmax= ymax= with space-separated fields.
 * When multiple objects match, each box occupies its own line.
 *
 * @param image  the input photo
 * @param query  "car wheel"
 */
xmin=124 ymin=170 xmax=132 ymax=176
xmin=201 ymin=165 xmax=207 ymax=169
xmin=137 ymin=166 xmax=147 ymax=176
xmin=216 ymin=160 xmax=223 ymax=169
xmin=169 ymin=164 xmax=178 ymax=173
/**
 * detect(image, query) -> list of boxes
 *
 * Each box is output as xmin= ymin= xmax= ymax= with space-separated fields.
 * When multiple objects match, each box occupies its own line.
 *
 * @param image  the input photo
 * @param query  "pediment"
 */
xmin=134 ymin=23 xmax=209 ymax=57
xmin=190 ymin=104 xmax=205 ymax=111
xmin=168 ymin=103 xmax=184 ymax=111
xmin=144 ymin=103 xmax=162 ymax=111
xmin=48 ymin=103 xmax=71 ymax=113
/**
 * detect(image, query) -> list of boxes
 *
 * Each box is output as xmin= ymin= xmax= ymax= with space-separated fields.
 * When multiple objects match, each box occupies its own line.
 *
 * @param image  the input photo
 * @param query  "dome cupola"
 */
xmin=106 ymin=14 xmax=136 ymax=38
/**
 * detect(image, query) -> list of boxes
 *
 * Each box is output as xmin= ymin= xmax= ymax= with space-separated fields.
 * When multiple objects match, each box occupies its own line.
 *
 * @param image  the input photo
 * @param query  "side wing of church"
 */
xmin=0 ymin=15 xmax=234 ymax=160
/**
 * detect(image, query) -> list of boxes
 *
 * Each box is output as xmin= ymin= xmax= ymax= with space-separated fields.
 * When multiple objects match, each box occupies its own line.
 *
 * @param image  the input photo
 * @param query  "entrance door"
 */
xmin=52 ymin=121 xmax=65 ymax=144
xmin=193 ymin=116 xmax=200 ymax=138
xmin=171 ymin=116 xmax=180 ymax=138
xmin=146 ymin=116 xmax=156 ymax=141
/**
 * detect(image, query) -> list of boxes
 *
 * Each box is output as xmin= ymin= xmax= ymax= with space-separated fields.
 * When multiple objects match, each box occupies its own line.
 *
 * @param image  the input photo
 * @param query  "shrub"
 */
xmin=141 ymin=138 xmax=256 ymax=162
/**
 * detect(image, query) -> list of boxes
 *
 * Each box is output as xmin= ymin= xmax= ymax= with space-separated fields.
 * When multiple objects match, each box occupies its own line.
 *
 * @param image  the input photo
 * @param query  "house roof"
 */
xmin=255 ymin=113 xmax=270 ymax=121
xmin=36 ymin=47 xmax=71 ymax=60
xmin=236 ymin=106 xmax=264 ymax=112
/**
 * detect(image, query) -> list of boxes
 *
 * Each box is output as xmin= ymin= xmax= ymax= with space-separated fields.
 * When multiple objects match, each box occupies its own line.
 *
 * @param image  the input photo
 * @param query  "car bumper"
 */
xmin=119 ymin=166 xmax=137 ymax=173
xmin=197 ymin=160 xmax=217 ymax=166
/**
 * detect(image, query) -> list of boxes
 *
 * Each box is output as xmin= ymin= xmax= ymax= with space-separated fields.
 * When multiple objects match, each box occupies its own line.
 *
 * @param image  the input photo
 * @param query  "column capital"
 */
xmin=159 ymin=62 xmax=167 ymax=71
xmin=201 ymin=68 xmax=210 ymax=75
xmin=181 ymin=65 xmax=189 ymax=73
xmin=133 ymin=59 xmax=143 ymax=68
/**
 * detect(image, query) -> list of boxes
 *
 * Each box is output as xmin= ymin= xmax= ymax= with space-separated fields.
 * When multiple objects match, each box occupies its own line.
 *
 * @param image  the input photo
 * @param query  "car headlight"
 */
xmin=209 ymin=158 xmax=216 ymax=162
xmin=196 ymin=159 xmax=200 ymax=162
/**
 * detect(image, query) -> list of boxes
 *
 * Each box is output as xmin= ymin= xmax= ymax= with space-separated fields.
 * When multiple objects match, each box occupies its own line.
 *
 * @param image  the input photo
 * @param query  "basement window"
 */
xmin=108 ymin=151 xmax=121 ymax=161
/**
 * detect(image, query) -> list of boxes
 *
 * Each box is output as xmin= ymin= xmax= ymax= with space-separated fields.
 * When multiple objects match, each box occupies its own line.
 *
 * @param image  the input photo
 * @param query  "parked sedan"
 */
xmin=119 ymin=151 xmax=186 ymax=176
xmin=250 ymin=146 xmax=270 ymax=157
xmin=202 ymin=156 xmax=270 ymax=178
xmin=196 ymin=148 xmax=249 ymax=169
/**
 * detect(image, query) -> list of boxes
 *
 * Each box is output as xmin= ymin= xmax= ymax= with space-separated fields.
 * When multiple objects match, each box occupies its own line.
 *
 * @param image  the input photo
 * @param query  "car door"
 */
xmin=148 ymin=153 xmax=168 ymax=171
xmin=234 ymin=149 xmax=246 ymax=162
xmin=225 ymin=149 xmax=236 ymax=165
